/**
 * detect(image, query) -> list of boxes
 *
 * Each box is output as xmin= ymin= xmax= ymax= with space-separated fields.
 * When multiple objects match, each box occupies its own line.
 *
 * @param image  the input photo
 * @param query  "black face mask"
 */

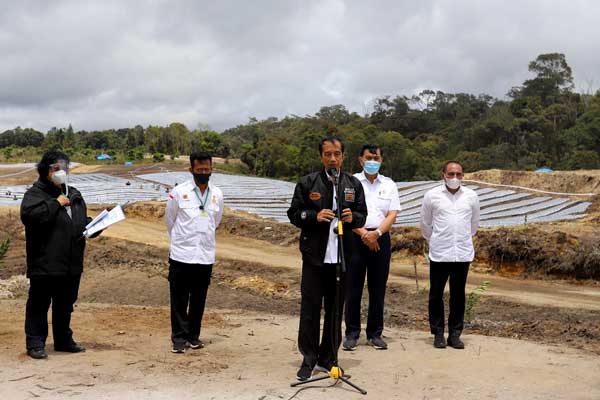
xmin=193 ymin=173 xmax=210 ymax=185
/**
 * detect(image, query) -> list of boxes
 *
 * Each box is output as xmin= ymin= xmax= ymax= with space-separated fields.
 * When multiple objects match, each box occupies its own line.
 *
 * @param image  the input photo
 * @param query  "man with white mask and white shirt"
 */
xmin=165 ymin=151 xmax=224 ymax=353
xmin=343 ymin=144 xmax=401 ymax=351
xmin=420 ymin=160 xmax=480 ymax=349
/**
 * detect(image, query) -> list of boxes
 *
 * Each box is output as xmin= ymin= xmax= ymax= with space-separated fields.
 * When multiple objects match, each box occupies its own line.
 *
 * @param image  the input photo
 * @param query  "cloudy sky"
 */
xmin=1 ymin=0 xmax=599 ymax=132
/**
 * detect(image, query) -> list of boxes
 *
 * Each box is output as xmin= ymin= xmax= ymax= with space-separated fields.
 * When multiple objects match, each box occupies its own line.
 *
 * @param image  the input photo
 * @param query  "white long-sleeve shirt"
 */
xmin=165 ymin=180 xmax=224 ymax=265
xmin=420 ymin=183 xmax=480 ymax=262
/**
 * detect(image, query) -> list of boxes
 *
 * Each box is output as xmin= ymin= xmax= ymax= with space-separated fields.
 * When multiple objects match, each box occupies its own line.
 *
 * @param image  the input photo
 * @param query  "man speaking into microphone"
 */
xmin=287 ymin=136 xmax=367 ymax=381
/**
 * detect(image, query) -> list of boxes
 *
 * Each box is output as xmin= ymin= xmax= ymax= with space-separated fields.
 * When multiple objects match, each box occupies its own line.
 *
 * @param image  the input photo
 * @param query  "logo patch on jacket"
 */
xmin=309 ymin=192 xmax=321 ymax=201
xmin=183 ymin=194 xmax=189 ymax=200
xmin=344 ymin=187 xmax=355 ymax=202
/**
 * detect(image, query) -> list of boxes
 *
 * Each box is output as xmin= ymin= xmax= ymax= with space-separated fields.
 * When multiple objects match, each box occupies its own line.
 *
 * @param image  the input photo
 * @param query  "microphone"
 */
xmin=328 ymin=167 xmax=338 ymax=182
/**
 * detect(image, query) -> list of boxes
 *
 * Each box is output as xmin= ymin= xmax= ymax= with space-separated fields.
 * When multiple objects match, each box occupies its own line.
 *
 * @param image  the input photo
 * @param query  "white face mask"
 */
xmin=51 ymin=169 xmax=67 ymax=186
xmin=445 ymin=177 xmax=461 ymax=190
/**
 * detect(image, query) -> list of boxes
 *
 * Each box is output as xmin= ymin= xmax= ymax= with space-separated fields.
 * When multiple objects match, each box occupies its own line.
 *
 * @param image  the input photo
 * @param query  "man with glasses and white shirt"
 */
xmin=420 ymin=161 xmax=480 ymax=349
xmin=343 ymin=144 xmax=401 ymax=351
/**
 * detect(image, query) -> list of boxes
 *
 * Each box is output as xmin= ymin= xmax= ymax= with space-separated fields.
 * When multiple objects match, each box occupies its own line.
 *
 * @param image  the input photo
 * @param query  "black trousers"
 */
xmin=168 ymin=258 xmax=213 ymax=345
xmin=298 ymin=262 xmax=346 ymax=369
xmin=428 ymin=260 xmax=470 ymax=336
xmin=25 ymin=274 xmax=81 ymax=350
xmin=344 ymin=232 xmax=391 ymax=340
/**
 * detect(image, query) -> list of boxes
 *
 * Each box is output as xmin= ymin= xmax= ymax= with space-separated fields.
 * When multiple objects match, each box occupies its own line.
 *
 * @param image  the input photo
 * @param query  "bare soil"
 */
xmin=466 ymin=168 xmax=600 ymax=195
xmin=2 ymin=170 xmax=600 ymax=398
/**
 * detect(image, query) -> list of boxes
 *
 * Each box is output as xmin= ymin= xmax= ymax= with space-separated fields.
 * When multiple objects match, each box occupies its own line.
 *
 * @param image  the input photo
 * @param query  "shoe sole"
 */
xmin=171 ymin=349 xmax=185 ymax=353
xmin=367 ymin=340 xmax=387 ymax=350
xmin=28 ymin=353 xmax=48 ymax=359
xmin=447 ymin=338 xmax=464 ymax=349
xmin=296 ymin=375 xmax=311 ymax=381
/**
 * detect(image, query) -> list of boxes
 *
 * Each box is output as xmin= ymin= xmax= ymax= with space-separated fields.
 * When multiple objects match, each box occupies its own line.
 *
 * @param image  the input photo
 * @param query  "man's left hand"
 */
xmin=362 ymin=231 xmax=379 ymax=245
xmin=341 ymin=208 xmax=353 ymax=223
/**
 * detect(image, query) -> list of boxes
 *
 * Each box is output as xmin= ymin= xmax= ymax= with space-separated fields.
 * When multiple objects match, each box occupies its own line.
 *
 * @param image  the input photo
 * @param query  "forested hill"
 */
xmin=221 ymin=53 xmax=600 ymax=181
xmin=2 ymin=53 xmax=600 ymax=182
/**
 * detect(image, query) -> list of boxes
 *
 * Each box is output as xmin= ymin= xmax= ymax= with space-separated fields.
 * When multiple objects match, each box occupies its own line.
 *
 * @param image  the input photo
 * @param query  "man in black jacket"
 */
xmin=21 ymin=151 xmax=99 ymax=359
xmin=287 ymin=136 xmax=367 ymax=381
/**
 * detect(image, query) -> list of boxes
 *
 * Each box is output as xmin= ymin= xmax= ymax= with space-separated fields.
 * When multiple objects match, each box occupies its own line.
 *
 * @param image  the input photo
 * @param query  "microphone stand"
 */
xmin=291 ymin=169 xmax=367 ymax=395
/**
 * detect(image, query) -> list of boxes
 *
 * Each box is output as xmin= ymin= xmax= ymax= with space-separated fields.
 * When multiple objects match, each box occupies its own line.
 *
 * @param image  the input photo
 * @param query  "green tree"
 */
xmin=514 ymin=53 xmax=574 ymax=105
xmin=563 ymin=150 xmax=600 ymax=169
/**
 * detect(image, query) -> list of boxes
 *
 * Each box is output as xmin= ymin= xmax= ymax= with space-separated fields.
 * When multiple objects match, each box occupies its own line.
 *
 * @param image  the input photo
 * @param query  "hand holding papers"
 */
xmin=84 ymin=204 xmax=126 ymax=238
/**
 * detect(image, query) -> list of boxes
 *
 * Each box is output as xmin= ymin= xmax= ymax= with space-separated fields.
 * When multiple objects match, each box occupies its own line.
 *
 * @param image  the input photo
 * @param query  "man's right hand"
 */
xmin=317 ymin=209 xmax=336 ymax=222
xmin=366 ymin=241 xmax=380 ymax=252
xmin=57 ymin=195 xmax=70 ymax=207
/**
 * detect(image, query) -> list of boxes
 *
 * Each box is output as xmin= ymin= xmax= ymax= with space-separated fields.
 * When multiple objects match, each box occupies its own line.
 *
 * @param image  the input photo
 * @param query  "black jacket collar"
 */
xmin=34 ymin=178 xmax=62 ymax=197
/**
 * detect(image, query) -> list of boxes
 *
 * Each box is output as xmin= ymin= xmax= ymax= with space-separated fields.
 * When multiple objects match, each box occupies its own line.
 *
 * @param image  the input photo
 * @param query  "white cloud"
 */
xmin=1 ymin=0 xmax=599 ymax=132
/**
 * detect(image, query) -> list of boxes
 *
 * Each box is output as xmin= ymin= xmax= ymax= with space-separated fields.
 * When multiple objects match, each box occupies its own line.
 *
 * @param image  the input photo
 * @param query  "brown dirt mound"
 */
xmin=466 ymin=168 xmax=600 ymax=194
xmin=389 ymin=225 xmax=600 ymax=280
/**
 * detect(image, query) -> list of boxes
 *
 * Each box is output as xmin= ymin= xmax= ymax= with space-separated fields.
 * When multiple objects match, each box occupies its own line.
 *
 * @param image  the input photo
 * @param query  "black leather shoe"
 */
xmin=55 ymin=343 xmax=86 ymax=353
xmin=27 ymin=348 xmax=48 ymax=359
xmin=433 ymin=334 xmax=446 ymax=349
xmin=447 ymin=336 xmax=465 ymax=349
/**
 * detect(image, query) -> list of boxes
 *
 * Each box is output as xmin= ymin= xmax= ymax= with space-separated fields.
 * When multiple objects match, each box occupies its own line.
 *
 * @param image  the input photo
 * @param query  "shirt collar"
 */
xmin=190 ymin=180 xmax=212 ymax=193
xmin=357 ymin=170 xmax=381 ymax=184
xmin=441 ymin=181 xmax=462 ymax=195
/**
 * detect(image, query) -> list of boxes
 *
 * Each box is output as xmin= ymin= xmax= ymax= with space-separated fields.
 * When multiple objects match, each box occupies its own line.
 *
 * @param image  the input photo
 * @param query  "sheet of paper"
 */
xmin=85 ymin=209 xmax=109 ymax=230
xmin=84 ymin=205 xmax=126 ymax=238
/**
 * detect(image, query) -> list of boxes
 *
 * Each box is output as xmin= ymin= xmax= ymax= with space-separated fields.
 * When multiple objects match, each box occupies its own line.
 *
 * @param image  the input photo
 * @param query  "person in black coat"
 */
xmin=287 ymin=136 xmax=367 ymax=381
xmin=20 ymin=150 xmax=100 ymax=359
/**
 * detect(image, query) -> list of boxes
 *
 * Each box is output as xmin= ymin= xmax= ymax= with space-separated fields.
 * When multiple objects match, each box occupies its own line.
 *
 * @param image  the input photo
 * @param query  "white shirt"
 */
xmin=165 ymin=180 xmax=224 ymax=265
xmin=323 ymin=171 xmax=339 ymax=264
xmin=420 ymin=183 xmax=480 ymax=262
xmin=354 ymin=171 xmax=401 ymax=229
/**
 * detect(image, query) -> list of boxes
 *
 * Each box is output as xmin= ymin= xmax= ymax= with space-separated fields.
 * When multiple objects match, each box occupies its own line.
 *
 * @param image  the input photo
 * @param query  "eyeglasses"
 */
xmin=50 ymin=161 xmax=69 ymax=172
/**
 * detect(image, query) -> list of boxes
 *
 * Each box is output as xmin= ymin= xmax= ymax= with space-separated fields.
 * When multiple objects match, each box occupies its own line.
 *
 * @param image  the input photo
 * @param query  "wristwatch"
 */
xmin=376 ymin=228 xmax=383 ymax=237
